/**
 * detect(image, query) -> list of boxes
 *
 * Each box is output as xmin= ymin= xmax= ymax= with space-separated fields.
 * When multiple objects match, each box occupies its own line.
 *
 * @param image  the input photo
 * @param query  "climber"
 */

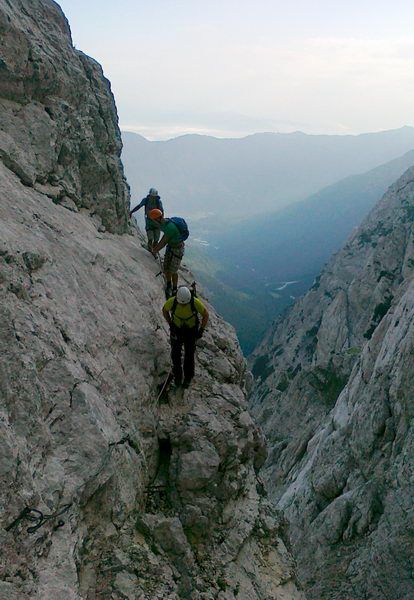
xmin=129 ymin=188 xmax=164 ymax=251
xmin=162 ymin=285 xmax=209 ymax=388
xmin=148 ymin=209 xmax=188 ymax=298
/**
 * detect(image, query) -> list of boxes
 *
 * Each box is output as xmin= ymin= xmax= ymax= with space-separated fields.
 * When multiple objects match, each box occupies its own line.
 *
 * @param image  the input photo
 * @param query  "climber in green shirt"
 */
xmin=149 ymin=208 xmax=187 ymax=298
xmin=162 ymin=286 xmax=209 ymax=388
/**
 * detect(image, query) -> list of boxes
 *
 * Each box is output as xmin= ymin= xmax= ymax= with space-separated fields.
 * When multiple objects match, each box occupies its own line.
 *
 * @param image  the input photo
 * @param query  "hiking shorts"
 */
xmin=146 ymin=228 xmax=160 ymax=244
xmin=164 ymin=243 xmax=185 ymax=274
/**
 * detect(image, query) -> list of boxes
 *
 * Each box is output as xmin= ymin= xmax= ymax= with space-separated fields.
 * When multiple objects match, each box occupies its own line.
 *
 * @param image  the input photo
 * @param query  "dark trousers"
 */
xmin=170 ymin=326 xmax=197 ymax=383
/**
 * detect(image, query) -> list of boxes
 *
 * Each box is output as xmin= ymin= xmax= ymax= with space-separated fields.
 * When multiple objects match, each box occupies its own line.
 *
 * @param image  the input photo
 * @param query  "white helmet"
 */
xmin=149 ymin=187 xmax=158 ymax=196
xmin=176 ymin=286 xmax=191 ymax=304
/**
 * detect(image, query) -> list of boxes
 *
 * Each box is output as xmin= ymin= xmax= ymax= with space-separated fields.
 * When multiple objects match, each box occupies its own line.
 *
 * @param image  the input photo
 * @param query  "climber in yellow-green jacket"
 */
xmin=162 ymin=286 xmax=209 ymax=388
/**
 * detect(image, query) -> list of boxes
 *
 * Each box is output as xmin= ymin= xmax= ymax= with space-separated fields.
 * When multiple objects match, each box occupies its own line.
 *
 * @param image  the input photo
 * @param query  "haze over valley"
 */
xmin=123 ymin=131 xmax=414 ymax=352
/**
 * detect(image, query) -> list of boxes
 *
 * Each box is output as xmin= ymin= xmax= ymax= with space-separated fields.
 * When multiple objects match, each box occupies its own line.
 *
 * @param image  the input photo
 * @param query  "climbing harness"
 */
xmin=170 ymin=281 xmax=200 ymax=329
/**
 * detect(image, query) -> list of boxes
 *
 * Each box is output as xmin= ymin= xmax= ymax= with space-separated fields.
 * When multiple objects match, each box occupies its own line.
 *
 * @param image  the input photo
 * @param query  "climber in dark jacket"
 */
xmin=129 ymin=187 xmax=164 ymax=251
xmin=162 ymin=285 xmax=209 ymax=388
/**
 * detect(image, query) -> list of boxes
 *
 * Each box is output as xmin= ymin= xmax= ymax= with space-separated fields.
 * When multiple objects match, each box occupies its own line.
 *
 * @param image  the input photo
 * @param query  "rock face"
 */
xmin=0 ymin=0 xmax=129 ymax=233
xmin=0 ymin=2 xmax=303 ymax=599
xmin=250 ymin=166 xmax=414 ymax=599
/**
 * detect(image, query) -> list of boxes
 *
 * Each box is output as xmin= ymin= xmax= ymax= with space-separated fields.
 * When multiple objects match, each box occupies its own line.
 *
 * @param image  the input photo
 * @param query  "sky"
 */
xmin=57 ymin=0 xmax=414 ymax=140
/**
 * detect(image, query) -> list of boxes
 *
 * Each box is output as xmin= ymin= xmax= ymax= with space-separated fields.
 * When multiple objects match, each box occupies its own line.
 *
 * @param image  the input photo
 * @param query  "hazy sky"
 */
xmin=58 ymin=0 xmax=414 ymax=139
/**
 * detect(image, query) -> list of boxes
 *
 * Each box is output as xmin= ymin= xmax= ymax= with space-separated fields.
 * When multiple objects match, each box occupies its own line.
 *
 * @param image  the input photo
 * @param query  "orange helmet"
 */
xmin=148 ymin=208 xmax=163 ymax=221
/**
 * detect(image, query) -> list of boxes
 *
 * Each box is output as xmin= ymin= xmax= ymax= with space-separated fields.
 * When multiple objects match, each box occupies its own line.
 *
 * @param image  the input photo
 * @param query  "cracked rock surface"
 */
xmin=0 ymin=162 xmax=303 ymax=600
xmin=0 ymin=0 xmax=129 ymax=233
xmin=250 ymin=166 xmax=414 ymax=599
xmin=0 ymin=1 xmax=303 ymax=598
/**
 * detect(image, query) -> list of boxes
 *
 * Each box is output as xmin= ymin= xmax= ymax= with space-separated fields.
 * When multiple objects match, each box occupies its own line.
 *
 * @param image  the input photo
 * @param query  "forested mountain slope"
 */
xmin=188 ymin=150 xmax=414 ymax=354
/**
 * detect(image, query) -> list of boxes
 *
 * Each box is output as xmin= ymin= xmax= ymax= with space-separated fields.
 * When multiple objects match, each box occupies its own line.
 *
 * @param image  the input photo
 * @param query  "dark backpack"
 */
xmin=146 ymin=195 xmax=162 ymax=210
xmin=170 ymin=217 xmax=189 ymax=241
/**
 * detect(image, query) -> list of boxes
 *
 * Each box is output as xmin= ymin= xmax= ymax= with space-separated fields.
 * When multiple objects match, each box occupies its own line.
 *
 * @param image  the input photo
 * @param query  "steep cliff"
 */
xmin=251 ymin=166 xmax=414 ymax=599
xmin=0 ymin=0 xmax=129 ymax=233
xmin=0 ymin=2 xmax=303 ymax=599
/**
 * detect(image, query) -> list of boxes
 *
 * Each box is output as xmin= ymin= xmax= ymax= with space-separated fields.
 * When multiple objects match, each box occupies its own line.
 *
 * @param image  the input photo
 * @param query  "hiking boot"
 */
xmin=171 ymin=287 xmax=177 ymax=297
xmin=165 ymin=283 xmax=172 ymax=298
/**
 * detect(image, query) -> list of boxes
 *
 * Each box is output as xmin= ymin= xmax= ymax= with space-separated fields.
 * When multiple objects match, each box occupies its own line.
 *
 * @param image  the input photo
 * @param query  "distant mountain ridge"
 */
xmin=122 ymin=127 xmax=414 ymax=218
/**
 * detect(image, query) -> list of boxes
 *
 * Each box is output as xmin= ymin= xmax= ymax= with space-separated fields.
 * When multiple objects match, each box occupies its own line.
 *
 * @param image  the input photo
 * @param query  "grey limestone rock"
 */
xmin=250 ymin=166 xmax=414 ymax=599
xmin=0 ymin=2 xmax=303 ymax=599
xmin=0 ymin=162 xmax=304 ymax=599
xmin=0 ymin=0 xmax=129 ymax=233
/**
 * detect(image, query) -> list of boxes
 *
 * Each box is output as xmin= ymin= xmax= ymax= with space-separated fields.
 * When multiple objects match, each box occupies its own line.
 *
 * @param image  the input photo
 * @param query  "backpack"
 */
xmin=146 ymin=195 xmax=162 ymax=211
xmin=171 ymin=283 xmax=199 ymax=329
xmin=170 ymin=217 xmax=189 ymax=241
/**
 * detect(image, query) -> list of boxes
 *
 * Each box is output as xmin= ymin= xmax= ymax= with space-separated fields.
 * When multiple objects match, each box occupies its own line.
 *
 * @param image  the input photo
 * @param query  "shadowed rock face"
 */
xmin=250 ymin=166 xmax=414 ymax=599
xmin=0 ymin=0 xmax=129 ymax=233
xmin=0 ymin=2 xmax=303 ymax=599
